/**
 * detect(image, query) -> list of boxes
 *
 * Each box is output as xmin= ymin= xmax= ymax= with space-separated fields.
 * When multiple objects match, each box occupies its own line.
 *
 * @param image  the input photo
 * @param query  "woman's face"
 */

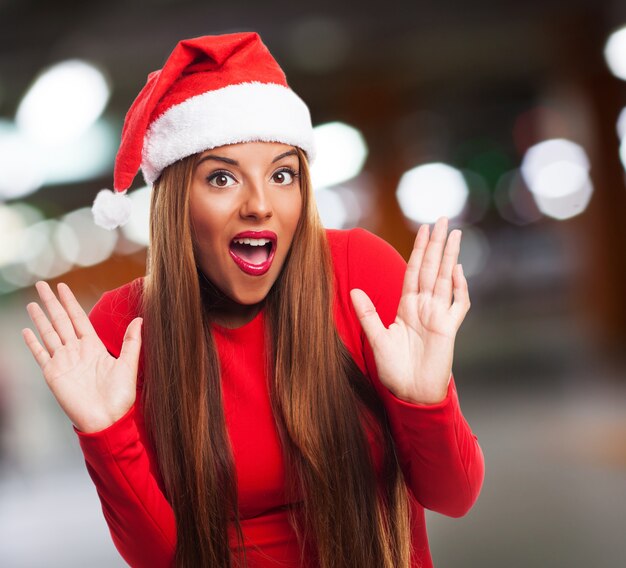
xmin=189 ymin=141 xmax=303 ymax=315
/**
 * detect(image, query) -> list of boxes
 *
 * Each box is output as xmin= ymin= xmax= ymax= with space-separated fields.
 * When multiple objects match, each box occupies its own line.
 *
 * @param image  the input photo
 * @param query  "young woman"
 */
xmin=22 ymin=32 xmax=484 ymax=568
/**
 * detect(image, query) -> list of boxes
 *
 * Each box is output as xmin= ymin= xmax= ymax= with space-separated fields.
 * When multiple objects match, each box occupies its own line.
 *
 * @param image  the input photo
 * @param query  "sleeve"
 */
xmin=74 ymin=285 xmax=176 ymax=567
xmin=346 ymin=228 xmax=485 ymax=518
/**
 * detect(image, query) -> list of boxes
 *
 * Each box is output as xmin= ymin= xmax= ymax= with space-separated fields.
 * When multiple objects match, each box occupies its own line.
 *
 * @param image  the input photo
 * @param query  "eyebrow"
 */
xmin=195 ymin=149 xmax=298 ymax=167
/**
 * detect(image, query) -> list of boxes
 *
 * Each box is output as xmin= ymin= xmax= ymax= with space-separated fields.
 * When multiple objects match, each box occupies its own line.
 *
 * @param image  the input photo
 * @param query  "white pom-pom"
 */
xmin=92 ymin=189 xmax=133 ymax=230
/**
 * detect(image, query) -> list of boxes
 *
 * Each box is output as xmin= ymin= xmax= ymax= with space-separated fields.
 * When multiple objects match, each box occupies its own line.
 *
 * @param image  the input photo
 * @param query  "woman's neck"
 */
xmin=210 ymin=301 xmax=263 ymax=329
xmin=198 ymin=270 xmax=264 ymax=329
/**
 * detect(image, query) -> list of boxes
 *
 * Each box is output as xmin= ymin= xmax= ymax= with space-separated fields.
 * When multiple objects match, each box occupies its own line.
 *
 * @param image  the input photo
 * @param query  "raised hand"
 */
xmin=22 ymin=281 xmax=143 ymax=433
xmin=350 ymin=217 xmax=470 ymax=405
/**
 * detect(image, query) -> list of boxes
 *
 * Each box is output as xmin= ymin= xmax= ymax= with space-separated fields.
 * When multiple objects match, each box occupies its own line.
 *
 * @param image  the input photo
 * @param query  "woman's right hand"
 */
xmin=22 ymin=281 xmax=143 ymax=434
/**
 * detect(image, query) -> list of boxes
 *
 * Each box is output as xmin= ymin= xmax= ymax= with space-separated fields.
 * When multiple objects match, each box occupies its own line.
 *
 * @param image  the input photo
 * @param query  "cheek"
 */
xmin=280 ymin=193 xmax=303 ymax=234
xmin=190 ymin=221 xmax=223 ymax=270
xmin=189 ymin=196 xmax=229 ymax=246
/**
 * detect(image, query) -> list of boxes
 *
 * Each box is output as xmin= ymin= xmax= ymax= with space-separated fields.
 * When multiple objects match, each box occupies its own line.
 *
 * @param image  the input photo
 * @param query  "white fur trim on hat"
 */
xmin=92 ymin=189 xmax=133 ymax=230
xmin=141 ymin=81 xmax=316 ymax=184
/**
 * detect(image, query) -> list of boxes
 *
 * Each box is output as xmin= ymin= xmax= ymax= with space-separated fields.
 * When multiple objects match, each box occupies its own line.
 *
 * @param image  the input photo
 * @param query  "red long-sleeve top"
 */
xmin=76 ymin=228 xmax=484 ymax=567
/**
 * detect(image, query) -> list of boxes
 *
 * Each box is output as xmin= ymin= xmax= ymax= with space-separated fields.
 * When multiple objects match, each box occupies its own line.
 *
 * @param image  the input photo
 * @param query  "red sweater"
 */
xmin=77 ymin=228 xmax=484 ymax=567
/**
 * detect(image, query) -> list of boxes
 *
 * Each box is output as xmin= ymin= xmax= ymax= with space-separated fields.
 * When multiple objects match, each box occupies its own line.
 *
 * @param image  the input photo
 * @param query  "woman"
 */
xmin=22 ymin=32 xmax=484 ymax=567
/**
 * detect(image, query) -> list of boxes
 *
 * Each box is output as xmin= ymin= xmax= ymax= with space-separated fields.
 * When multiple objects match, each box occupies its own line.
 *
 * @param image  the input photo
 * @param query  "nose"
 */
xmin=239 ymin=181 xmax=273 ymax=221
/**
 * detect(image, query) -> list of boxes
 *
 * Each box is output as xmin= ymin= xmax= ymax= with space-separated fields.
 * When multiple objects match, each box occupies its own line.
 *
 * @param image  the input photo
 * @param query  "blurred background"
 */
xmin=1 ymin=0 xmax=626 ymax=566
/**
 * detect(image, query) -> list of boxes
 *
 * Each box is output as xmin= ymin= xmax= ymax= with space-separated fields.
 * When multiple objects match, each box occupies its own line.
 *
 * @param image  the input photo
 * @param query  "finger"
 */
xmin=419 ymin=217 xmax=448 ymax=295
xmin=350 ymin=289 xmax=386 ymax=346
xmin=57 ymin=282 xmax=96 ymax=338
xmin=433 ymin=229 xmax=462 ymax=304
xmin=35 ymin=281 xmax=77 ymax=345
xmin=26 ymin=301 xmax=62 ymax=354
xmin=22 ymin=327 xmax=51 ymax=369
xmin=401 ymin=224 xmax=429 ymax=297
xmin=119 ymin=318 xmax=143 ymax=371
xmin=450 ymin=264 xmax=471 ymax=324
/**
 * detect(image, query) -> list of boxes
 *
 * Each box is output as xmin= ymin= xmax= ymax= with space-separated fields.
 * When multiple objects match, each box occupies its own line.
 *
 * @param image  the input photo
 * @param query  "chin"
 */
xmin=228 ymin=286 xmax=271 ymax=306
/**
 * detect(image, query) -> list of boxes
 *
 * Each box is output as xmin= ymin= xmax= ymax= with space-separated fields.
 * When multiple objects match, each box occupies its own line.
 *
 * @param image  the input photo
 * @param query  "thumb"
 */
xmin=350 ymin=289 xmax=386 ymax=346
xmin=118 ymin=317 xmax=143 ymax=371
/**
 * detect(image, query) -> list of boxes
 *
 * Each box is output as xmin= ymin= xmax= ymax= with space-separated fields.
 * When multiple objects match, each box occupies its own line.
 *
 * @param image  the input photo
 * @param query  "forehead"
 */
xmin=199 ymin=141 xmax=298 ymax=161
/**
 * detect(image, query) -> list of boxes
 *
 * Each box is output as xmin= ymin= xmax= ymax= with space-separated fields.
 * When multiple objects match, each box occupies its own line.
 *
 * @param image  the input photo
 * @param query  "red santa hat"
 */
xmin=92 ymin=32 xmax=316 ymax=229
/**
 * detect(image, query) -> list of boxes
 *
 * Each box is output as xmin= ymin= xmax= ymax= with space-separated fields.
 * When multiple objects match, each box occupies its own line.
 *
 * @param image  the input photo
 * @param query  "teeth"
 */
xmin=232 ymin=237 xmax=272 ymax=246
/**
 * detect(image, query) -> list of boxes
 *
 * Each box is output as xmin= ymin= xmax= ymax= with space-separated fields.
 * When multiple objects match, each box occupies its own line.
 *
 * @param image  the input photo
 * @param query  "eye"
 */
xmin=272 ymin=167 xmax=299 ymax=185
xmin=207 ymin=170 xmax=237 ymax=188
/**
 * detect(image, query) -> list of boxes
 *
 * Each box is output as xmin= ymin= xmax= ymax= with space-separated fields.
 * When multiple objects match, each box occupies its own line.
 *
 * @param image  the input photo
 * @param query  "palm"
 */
xmin=351 ymin=217 xmax=470 ymax=405
xmin=23 ymin=282 xmax=143 ymax=433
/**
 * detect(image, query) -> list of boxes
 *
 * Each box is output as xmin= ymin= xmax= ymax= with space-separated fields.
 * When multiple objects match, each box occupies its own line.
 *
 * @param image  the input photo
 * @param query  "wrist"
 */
xmin=391 ymin=384 xmax=450 ymax=406
xmin=396 ymin=393 xmax=447 ymax=406
xmin=73 ymin=408 xmax=130 ymax=434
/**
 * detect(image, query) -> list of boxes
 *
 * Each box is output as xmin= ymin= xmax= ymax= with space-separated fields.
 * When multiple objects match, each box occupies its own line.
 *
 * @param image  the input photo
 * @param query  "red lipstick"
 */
xmin=229 ymin=231 xmax=277 ymax=276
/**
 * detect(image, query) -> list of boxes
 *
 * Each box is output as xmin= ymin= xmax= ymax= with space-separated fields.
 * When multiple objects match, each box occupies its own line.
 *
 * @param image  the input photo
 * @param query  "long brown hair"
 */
xmin=142 ymin=147 xmax=413 ymax=567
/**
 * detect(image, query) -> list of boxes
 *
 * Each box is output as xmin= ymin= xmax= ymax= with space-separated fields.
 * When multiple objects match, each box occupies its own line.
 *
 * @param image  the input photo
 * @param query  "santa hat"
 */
xmin=92 ymin=32 xmax=316 ymax=229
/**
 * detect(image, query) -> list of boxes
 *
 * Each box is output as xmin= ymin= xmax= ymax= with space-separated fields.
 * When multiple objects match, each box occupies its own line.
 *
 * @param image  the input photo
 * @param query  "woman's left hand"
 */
xmin=350 ymin=217 xmax=470 ymax=405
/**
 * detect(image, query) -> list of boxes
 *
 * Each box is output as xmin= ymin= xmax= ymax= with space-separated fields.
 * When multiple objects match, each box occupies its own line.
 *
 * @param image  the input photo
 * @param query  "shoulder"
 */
xmin=88 ymin=277 xmax=144 ymax=358
xmin=326 ymin=227 xmax=406 ymax=265
xmin=325 ymin=228 xmax=406 ymax=326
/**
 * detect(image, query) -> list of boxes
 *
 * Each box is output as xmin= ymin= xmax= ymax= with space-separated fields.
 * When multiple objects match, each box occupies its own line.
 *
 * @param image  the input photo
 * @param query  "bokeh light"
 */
xmin=494 ymin=169 xmax=542 ymax=226
xmin=56 ymin=208 xmax=118 ymax=267
xmin=521 ymin=138 xmax=590 ymax=191
xmin=396 ymin=162 xmax=469 ymax=224
xmin=1 ymin=262 xmax=34 ymax=289
xmin=314 ymin=187 xmax=348 ymax=229
xmin=310 ymin=122 xmax=368 ymax=189
xmin=521 ymin=138 xmax=593 ymax=220
xmin=616 ymin=106 xmax=626 ymax=140
xmin=121 ymin=186 xmax=151 ymax=247
xmin=0 ymin=202 xmax=122 ymax=294
xmin=0 ymin=120 xmax=44 ymax=199
xmin=531 ymin=179 xmax=593 ymax=220
xmin=0 ymin=117 xmax=116 ymax=196
xmin=331 ymin=184 xmax=363 ymax=228
xmin=530 ymin=161 xmax=588 ymax=199
xmin=604 ymin=25 xmax=626 ymax=81
xmin=0 ymin=203 xmax=30 ymax=267
xmin=457 ymin=224 xmax=490 ymax=279
xmin=0 ymin=202 xmax=44 ymax=268
xmin=41 ymin=119 xmax=117 ymax=185
xmin=23 ymin=220 xmax=73 ymax=279
xmin=15 ymin=59 xmax=110 ymax=145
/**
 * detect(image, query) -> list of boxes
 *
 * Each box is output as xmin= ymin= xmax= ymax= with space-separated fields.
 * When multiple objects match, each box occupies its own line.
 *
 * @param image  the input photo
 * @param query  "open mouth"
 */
xmin=230 ymin=237 xmax=273 ymax=264
xmin=229 ymin=233 xmax=277 ymax=276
